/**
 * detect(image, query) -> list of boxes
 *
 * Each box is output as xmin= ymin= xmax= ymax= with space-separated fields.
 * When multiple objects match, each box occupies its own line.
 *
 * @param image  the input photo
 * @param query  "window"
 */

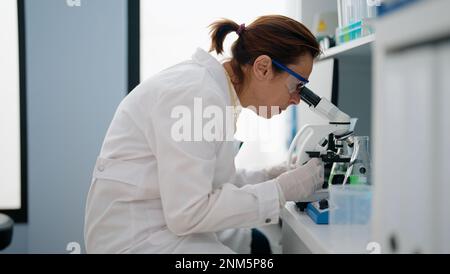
xmin=140 ymin=0 xmax=290 ymax=79
xmin=0 ymin=0 xmax=27 ymax=222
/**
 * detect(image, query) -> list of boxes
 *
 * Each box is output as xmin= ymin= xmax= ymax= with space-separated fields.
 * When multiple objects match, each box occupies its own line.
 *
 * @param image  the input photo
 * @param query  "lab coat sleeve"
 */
xmin=150 ymin=83 xmax=281 ymax=236
xmin=232 ymin=169 xmax=269 ymax=188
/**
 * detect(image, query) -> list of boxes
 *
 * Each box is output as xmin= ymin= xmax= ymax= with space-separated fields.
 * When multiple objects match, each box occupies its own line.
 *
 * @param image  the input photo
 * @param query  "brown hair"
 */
xmin=209 ymin=15 xmax=321 ymax=84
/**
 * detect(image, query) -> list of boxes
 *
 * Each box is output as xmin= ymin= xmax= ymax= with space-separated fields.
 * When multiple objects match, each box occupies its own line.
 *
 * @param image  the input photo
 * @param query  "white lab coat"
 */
xmin=84 ymin=48 xmax=281 ymax=254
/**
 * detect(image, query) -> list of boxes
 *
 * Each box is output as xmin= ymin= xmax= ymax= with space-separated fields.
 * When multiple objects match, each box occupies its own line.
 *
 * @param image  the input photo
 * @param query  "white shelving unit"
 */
xmin=320 ymin=34 xmax=376 ymax=60
xmin=320 ymin=34 xmax=375 ymax=138
xmin=282 ymin=5 xmax=376 ymax=253
xmin=372 ymin=0 xmax=450 ymax=254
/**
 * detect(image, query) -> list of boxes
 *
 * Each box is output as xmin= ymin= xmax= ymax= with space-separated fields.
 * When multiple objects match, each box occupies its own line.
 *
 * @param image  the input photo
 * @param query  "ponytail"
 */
xmin=209 ymin=19 xmax=240 ymax=55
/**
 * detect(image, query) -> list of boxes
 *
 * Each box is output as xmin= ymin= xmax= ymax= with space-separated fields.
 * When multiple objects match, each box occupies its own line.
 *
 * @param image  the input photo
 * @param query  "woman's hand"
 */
xmin=264 ymin=156 xmax=297 ymax=180
xmin=275 ymin=158 xmax=324 ymax=202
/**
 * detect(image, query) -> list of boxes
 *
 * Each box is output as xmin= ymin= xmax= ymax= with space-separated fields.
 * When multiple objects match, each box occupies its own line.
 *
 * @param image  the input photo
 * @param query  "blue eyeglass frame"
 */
xmin=272 ymin=59 xmax=309 ymax=89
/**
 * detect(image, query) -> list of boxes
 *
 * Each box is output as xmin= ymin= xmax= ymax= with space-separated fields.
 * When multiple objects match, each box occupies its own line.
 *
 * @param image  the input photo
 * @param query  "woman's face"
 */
xmin=248 ymin=54 xmax=314 ymax=119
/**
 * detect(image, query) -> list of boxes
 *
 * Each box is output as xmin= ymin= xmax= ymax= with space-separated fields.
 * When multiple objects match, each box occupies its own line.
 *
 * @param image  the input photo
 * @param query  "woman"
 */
xmin=85 ymin=15 xmax=324 ymax=254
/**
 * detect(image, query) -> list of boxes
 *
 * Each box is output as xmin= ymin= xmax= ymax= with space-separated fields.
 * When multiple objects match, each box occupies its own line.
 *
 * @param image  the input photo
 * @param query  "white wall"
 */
xmin=298 ymin=0 xmax=338 ymax=30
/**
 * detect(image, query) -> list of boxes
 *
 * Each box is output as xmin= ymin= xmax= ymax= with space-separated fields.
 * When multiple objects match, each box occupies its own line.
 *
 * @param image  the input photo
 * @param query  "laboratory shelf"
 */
xmin=281 ymin=202 xmax=372 ymax=254
xmin=320 ymin=34 xmax=375 ymax=60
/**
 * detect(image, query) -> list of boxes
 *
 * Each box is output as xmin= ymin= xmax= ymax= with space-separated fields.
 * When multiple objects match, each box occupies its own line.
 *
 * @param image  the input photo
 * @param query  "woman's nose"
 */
xmin=289 ymin=92 xmax=301 ymax=105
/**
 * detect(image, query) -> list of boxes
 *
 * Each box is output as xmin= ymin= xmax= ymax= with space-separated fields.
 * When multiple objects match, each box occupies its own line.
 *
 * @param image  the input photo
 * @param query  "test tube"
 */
xmin=366 ymin=0 xmax=378 ymax=18
xmin=337 ymin=0 xmax=343 ymax=28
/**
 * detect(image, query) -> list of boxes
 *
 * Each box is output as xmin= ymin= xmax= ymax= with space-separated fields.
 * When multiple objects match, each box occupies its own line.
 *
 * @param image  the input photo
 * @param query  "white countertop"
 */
xmin=281 ymin=202 xmax=373 ymax=254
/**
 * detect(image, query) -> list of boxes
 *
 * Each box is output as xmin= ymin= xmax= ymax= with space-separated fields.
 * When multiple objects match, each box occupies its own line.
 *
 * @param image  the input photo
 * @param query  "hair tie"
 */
xmin=236 ymin=24 xmax=246 ymax=35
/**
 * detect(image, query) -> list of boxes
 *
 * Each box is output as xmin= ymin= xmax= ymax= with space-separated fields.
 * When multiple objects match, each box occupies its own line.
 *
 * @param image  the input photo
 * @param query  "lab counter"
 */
xmin=281 ymin=202 xmax=373 ymax=254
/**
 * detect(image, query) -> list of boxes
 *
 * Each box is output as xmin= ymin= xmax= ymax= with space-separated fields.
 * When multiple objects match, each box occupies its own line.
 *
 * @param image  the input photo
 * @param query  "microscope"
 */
xmin=287 ymin=87 xmax=356 ymax=224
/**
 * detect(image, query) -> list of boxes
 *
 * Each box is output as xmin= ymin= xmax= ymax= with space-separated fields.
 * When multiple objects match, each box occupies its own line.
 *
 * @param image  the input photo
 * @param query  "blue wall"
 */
xmin=3 ymin=0 xmax=128 ymax=253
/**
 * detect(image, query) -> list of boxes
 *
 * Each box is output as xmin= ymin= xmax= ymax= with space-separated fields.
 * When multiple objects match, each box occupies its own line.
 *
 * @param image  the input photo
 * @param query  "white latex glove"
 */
xmin=264 ymin=163 xmax=288 ymax=180
xmin=275 ymin=158 xmax=324 ymax=203
xmin=264 ymin=156 xmax=297 ymax=180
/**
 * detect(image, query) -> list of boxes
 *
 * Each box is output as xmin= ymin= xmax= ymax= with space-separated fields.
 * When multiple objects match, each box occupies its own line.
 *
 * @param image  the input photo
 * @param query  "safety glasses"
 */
xmin=272 ymin=59 xmax=309 ymax=94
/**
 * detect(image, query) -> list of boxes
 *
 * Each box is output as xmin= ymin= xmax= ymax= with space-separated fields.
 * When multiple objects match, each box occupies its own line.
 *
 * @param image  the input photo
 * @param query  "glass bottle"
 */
xmin=346 ymin=136 xmax=371 ymax=185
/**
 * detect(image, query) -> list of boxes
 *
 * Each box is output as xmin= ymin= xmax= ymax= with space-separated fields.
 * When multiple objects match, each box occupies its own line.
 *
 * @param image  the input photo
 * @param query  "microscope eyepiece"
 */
xmin=300 ymin=87 xmax=321 ymax=107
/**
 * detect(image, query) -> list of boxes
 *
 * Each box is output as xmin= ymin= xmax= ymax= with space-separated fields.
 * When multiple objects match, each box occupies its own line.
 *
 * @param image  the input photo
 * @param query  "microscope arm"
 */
xmin=287 ymin=87 xmax=353 ymax=168
xmin=285 ymin=87 xmax=354 ymax=203
xmin=287 ymin=123 xmax=351 ymax=167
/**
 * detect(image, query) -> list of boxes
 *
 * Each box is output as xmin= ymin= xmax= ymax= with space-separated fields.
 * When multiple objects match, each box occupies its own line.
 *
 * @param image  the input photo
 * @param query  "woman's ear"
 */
xmin=252 ymin=55 xmax=273 ymax=80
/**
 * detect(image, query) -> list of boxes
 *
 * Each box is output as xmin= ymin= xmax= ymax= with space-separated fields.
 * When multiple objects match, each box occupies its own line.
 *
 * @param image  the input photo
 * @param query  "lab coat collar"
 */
xmin=191 ymin=48 xmax=242 ymax=111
